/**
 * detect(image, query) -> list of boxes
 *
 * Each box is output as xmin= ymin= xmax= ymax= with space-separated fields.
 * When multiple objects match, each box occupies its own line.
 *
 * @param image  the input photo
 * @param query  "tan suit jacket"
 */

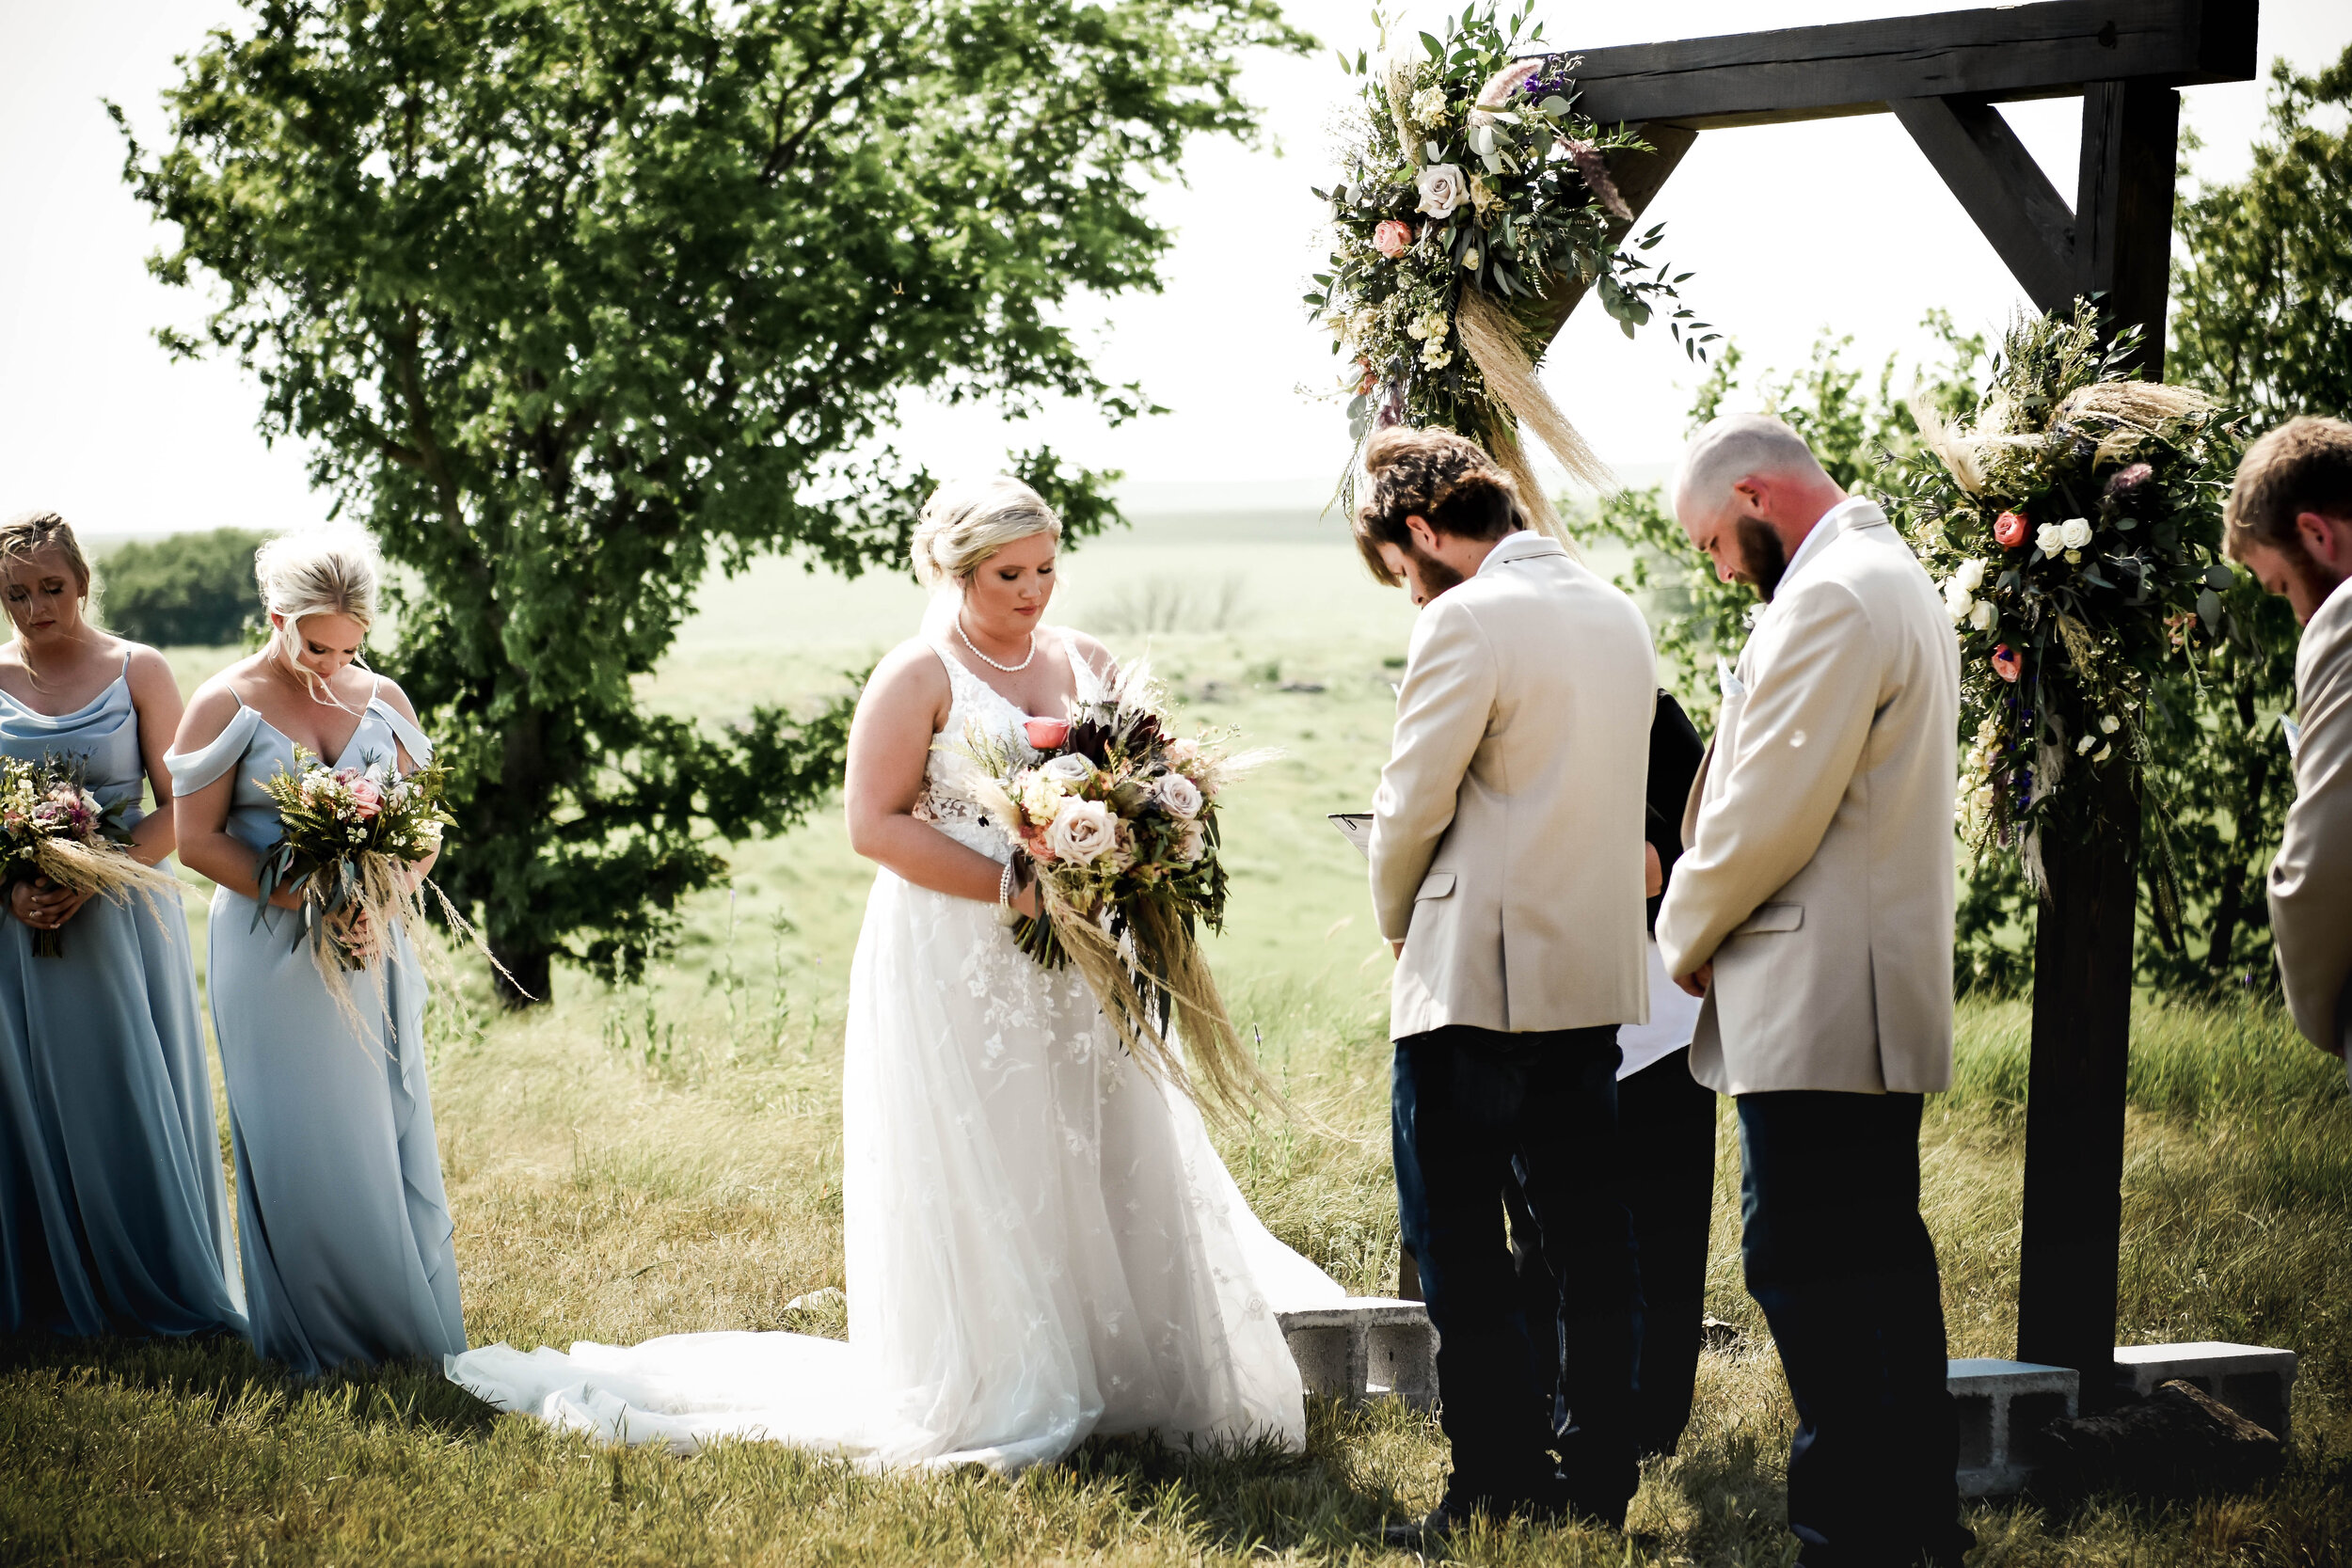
xmin=2270 ymin=576 xmax=2352 ymax=1060
xmin=1372 ymin=532 xmax=1656 ymax=1039
xmin=1657 ymin=500 xmax=1961 ymax=1095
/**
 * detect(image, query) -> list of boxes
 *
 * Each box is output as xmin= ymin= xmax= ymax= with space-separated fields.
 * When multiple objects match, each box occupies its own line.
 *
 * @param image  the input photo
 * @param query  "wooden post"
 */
xmin=2012 ymin=77 xmax=2179 ymax=1407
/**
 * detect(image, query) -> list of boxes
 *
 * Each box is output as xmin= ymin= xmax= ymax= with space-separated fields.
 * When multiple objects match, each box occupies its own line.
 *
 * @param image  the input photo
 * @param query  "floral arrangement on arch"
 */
xmin=961 ymin=661 xmax=1277 ymax=1119
xmin=1309 ymin=1 xmax=1709 ymax=523
xmin=1892 ymin=299 xmax=2243 ymax=897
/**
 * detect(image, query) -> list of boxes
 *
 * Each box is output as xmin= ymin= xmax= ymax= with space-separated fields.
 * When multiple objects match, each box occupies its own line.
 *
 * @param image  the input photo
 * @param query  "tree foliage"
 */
xmin=117 ymin=0 xmax=1307 ymax=1000
xmin=96 ymin=529 xmax=271 ymax=648
xmin=2143 ymin=47 xmax=2352 ymax=995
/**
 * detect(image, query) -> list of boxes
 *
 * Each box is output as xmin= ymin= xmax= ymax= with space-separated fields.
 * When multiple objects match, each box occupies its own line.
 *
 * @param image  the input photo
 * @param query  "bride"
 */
xmin=448 ymin=477 xmax=1343 ymax=1467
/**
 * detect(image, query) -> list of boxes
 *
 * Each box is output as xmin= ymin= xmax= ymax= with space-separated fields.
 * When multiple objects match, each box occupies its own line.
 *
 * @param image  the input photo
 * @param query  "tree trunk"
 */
xmin=2017 ymin=762 xmax=2142 ymax=1409
xmin=491 ymin=942 xmax=553 ymax=1009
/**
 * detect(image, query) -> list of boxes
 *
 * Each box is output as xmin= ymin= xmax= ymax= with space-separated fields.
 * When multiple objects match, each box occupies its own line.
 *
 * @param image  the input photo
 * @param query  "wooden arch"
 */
xmin=1544 ymin=0 xmax=2259 ymax=1404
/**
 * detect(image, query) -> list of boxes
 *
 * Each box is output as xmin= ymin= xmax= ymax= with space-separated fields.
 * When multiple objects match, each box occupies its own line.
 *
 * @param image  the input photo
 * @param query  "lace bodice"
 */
xmin=917 ymin=641 xmax=1083 ymax=860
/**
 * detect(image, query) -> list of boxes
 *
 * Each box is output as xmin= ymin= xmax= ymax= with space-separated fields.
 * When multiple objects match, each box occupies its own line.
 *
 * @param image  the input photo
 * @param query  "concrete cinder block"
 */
xmin=1948 ymin=1357 xmax=2079 ymax=1497
xmin=1278 ymin=1298 xmax=1434 ymax=1407
xmin=2114 ymin=1342 xmax=2298 ymax=1441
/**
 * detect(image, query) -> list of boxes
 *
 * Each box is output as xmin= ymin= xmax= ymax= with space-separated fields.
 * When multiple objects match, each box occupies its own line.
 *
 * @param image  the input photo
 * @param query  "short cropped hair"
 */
xmin=1673 ymin=413 xmax=1830 ymax=519
xmin=2224 ymin=416 xmax=2352 ymax=562
xmin=1352 ymin=426 xmax=1525 ymax=585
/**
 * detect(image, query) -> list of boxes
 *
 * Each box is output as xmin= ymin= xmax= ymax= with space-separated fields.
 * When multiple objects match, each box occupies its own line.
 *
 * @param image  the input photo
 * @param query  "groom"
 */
xmin=1357 ymin=426 xmax=1657 ymax=1536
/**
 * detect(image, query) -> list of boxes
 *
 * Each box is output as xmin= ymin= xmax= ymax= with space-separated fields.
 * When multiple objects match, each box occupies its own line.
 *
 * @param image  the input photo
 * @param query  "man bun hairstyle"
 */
xmin=0 ymin=510 xmax=92 ymax=595
xmin=2224 ymin=415 xmax=2352 ymax=562
xmin=911 ymin=476 xmax=1062 ymax=588
xmin=1352 ymin=426 xmax=1526 ymax=586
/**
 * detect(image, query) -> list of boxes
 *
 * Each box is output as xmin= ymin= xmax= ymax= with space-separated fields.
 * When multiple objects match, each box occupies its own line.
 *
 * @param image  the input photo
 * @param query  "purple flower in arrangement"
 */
xmin=2106 ymin=462 xmax=2153 ymax=496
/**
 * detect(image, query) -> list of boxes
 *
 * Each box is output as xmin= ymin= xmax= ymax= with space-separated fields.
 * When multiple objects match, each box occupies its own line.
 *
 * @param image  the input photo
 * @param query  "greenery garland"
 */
xmin=1890 ymin=300 xmax=2245 ymax=905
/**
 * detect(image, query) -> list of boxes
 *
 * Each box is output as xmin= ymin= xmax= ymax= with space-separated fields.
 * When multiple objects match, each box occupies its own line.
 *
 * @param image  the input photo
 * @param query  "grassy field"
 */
xmin=5 ymin=515 xmax=2350 ymax=1564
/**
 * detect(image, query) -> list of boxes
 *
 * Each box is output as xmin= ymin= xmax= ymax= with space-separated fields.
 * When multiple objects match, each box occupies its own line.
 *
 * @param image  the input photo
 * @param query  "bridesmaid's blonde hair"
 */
xmin=0 ymin=510 xmax=92 ymax=596
xmin=911 ymin=477 xmax=1061 ymax=588
xmin=255 ymin=527 xmax=380 ymax=704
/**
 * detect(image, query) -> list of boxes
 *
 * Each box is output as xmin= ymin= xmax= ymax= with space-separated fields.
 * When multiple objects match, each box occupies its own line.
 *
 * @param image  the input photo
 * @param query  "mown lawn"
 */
xmin=7 ymin=521 xmax=2348 ymax=1564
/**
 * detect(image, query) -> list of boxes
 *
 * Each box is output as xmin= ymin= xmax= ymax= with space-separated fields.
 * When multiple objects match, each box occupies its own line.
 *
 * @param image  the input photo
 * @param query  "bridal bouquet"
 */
xmin=961 ymin=664 xmax=1276 ymax=1117
xmin=253 ymin=747 xmax=454 ymax=975
xmin=0 ymin=755 xmax=183 ymax=958
xmin=1310 ymin=1 xmax=1710 ymax=524
xmin=1892 ymin=299 xmax=2242 ymax=902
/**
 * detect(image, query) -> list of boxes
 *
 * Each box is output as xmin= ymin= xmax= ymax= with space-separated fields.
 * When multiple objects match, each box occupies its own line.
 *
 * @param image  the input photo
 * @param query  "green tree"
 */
xmin=118 ymin=0 xmax=1308 ymax=1001
xmin=2143 ymin=47 xmax=2352 ymax=994
xmin=97 ymin=529 xmax=271 ymax=647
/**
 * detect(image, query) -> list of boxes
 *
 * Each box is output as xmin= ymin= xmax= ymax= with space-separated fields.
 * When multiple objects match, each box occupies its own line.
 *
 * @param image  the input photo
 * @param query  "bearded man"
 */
xmin=2224 ymin=415 xmax=2352 ymax=1070
xmin=1655 ymin=412 xmax=1970 ymax=1568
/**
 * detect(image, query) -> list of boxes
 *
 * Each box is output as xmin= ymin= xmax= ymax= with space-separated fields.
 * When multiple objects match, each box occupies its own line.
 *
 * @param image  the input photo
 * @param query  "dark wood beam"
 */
xmin=1890 ymin=97 xmax=2081 ymax=313
xmin=1559 ymin=0 xmax=2253 ymax=131
xmin=2075 ymin=78 xmax=2184 ymax=373
xmin=1529 ymin=124 xmax=1700 ymax=347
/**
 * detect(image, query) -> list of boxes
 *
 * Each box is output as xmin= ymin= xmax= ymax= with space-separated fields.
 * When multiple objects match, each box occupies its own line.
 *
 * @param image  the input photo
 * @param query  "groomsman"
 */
xmin=1357 ymin=426 xmax=1656 ymax=1539
xmin=2223 ymin=416 xmax=2352 ymax=1066
xmin=1656 ymin=414 xmax=1970 ymax=1568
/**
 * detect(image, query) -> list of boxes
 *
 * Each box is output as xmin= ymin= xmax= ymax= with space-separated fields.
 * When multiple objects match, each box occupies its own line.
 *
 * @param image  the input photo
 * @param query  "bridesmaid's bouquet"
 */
xmin=254 ymin=747 xmax=455 ymax=974
xmin=0 ymin=755 xmax=183 ymax=958
xmin=961 ymin=663 xmax=1277 ymax=1117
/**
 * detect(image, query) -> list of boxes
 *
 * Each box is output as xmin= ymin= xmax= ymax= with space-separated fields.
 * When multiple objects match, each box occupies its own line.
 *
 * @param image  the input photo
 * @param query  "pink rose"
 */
xmin=1024 ymin=717 xmax=1070 ymax=751
xmin=349 ymin=778 xmax=384 ymax=819
xmin=1992 ymin=644 xmax=2022 ymax=684
xmin=1373 ymin=219 xmax=1415 ymax=260
xmin=1994 ymin=511 xmax=2029 ymax=549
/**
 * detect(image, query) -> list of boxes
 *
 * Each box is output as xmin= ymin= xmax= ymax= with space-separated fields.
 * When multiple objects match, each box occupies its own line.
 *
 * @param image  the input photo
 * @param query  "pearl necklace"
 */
xmin=956 ymin=611 xmax=1036 ymax=673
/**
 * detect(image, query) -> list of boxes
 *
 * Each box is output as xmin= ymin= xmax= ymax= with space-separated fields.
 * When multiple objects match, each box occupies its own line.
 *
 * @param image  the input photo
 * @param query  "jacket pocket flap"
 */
xmin=1415 ymin=872 xmax=1456 ymax=900
xmin=1731 ymin=902 xmax=1803 ymax=935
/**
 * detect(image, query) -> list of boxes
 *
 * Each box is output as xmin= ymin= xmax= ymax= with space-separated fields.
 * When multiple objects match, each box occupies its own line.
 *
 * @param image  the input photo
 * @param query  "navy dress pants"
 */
xmin=1736 ymin=1091 xmax=1971 ymax=1568
xmin=1392 ymin=1024 xmax=1638 ymax=1519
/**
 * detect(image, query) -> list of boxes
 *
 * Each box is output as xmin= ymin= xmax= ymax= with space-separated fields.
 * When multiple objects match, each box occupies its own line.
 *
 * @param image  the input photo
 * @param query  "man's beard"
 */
xmin=1736 ymin=516 xmax=1789 ymax=602
xmin=2278 ymin=534 xmax=2349 ymax=620
xmin=1404 ymin=540 xmax=1467 ymax=601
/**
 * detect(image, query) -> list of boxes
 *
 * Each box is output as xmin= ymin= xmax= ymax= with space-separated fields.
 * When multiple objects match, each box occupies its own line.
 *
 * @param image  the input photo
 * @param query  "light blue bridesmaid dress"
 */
xmin=0 ymin=660 xmax=246 ymax=1338
xmin=164 ymin=681 xmax=465 ymax=1376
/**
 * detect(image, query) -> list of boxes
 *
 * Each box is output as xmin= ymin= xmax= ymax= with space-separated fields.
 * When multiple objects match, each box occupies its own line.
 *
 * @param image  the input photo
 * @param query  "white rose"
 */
xmin=1041 ymin=752 xmax=1094 ymax=785
xmin=2035 ymin=522 xmax=2067 ymax=556
xmin=1955 ymin=558 xmax=1988 ymax=592
xmin=1944 ymin=579 xmax=1974 ymax=620
xmin=2059 ymin=517 xmax=2093 ymax=551
xmin=1045 ymin=798 xmax=1118 ymax=865
xmin=1416 ymin=164 xmax=1467 ymax=218
xmin=1969 ymin=600 xmax=1997 ymax=632
xmin=1176 ymin=820 xmax=1208 ymax=863
xmin=1154 ymin=773 xmax=1204 ymax=819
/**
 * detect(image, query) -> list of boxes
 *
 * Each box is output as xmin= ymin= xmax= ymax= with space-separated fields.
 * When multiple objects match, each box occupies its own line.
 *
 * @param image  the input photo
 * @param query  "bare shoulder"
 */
xmin=368 ymin=673 xmax=421 ymax=724
xmin=1056 ymin=626 xmax=1117 ymax=679
xmin=177 ymin=670 xmax=251 ymax=750
xmin=116 ymin=640 xmax=179 ymax=700
xmin=860 ymin=637 xmax=952 ymax=715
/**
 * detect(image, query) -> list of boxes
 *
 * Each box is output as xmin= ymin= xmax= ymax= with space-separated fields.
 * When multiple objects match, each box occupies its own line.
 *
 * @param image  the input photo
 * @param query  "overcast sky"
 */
xmin=3 ymin=0 xmax=2346 ymax=534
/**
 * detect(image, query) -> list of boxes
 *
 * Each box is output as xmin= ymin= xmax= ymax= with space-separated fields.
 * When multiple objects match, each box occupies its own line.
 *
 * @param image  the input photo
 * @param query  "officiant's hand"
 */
xmin=1675 ymin=962 xmax=1711 ymax=998
xmin=1645 ymin=843 xmax=1663 ymax=898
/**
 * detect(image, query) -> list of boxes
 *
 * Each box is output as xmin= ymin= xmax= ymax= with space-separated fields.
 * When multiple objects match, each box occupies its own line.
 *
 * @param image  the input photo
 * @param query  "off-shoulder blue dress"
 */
xmin=165 ymin=685 xmax=465 ymax=1375
xmin=0 ymin=663 xmax=246 ymax=1338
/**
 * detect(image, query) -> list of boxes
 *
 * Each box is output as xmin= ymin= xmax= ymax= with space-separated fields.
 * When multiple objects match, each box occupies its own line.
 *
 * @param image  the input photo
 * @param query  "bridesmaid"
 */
xmin=167 ymin=527 xmax=465 ymax=1376
xmin=0 ymin=510 xmax=245 ymax=1338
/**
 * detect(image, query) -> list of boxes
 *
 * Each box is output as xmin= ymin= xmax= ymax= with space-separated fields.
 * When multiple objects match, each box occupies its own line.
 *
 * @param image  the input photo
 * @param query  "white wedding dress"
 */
xmin=447 ymin=640 xmax=1343 ymax=1468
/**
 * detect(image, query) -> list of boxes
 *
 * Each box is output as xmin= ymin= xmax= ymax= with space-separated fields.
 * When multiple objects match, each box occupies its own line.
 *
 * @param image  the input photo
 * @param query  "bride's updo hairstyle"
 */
xmin=1352 ymin=426 xmax=1529 ymax=587
xmin=255 ymin=526 xmax=381 ymax=698
xmin=911 ymin=476 xmax=1062 ymax=589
